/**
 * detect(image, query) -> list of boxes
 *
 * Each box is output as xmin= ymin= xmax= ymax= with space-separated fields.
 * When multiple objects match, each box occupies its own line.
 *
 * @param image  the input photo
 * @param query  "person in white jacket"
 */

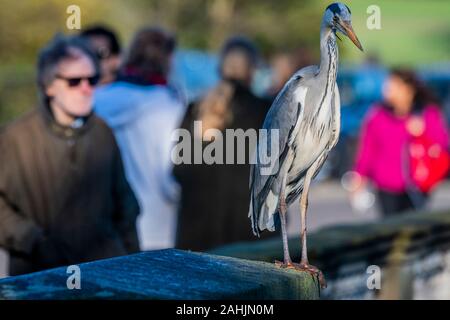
xmin=94 ymin=27 xmax=185 ymax=250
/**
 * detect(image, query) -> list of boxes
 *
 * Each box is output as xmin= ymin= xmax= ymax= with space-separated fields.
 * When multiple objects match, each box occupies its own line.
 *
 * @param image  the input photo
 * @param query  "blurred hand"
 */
xmin=342 ymin=171 xmax=367 ymax=197
xmin=196 ymin=82 xmax=234 ymax=141
xmin=201 ymin=108 xmax=226 ymax=132
xmin=406 ymin=116 xmax=425 ymax=137
xmin=342 ymin=171 xmax=369 ymax=203
xmin=343 ymin=172 xmax=375 ymax=213
xmin=349 ymin=177 xmax=368 ymax=201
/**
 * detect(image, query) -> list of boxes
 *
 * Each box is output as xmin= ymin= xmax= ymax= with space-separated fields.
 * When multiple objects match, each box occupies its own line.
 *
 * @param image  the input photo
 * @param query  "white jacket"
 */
xmin=95 ymin=82 xmax=185 ymax=250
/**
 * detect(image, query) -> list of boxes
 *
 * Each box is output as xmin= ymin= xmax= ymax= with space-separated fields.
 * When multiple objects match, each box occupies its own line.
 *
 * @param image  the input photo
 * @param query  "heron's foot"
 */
xmin=275 ymin=260 xmax=327 ymax=288
xmin=295 ymin=262 xmax=327 ymax=289
xmin=274 ymin=260 xmax=296 ymax=269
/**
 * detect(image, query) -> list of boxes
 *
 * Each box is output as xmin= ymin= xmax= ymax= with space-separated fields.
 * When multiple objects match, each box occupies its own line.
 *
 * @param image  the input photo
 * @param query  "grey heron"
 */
xmin=249 ymin=2 xmax=363 ymax=287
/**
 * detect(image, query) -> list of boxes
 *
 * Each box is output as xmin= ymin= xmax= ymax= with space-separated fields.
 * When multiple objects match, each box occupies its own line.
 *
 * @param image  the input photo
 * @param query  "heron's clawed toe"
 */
xmin=277 ymin=261 xmax=327 ymax=289
xmin=294 ymin=262 xmax=327 ymax=289
xmin=274 ymin=260 xmax=296 ymax=269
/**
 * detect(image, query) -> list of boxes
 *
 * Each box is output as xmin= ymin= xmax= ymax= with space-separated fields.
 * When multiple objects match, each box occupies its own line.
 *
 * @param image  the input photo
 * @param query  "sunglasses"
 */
xmin=55 ymin=74 xmax=100 ymax=87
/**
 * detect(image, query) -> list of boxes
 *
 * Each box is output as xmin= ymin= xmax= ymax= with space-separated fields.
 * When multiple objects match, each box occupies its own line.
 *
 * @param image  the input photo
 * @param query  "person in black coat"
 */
xmin=0 ymin=35 xmax=140 ymax=276
xmin=174 ymin=36 xmax=276 ymax=251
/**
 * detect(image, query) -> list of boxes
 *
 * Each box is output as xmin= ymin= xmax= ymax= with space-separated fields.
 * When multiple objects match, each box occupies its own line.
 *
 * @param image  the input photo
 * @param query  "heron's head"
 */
xmin=324 ymin=2 xmax=363 ymax=51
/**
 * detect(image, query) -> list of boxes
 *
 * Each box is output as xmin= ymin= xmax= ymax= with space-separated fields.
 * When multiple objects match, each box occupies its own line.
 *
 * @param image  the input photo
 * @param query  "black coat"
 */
xmin=0 ymin=105 xmax=140 ymax=275
xmin=174 ymin=81 xmax=276 ymax=251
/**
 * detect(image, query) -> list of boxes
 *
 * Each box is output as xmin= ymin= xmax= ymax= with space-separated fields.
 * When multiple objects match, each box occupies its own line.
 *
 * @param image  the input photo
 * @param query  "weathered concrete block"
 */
xmin=0 ymin=249 xmax=320 ymax=300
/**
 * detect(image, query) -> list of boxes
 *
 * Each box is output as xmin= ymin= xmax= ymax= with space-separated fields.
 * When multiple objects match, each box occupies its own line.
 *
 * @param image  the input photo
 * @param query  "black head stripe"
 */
xmin=326 ymin=3 xmax=342 ymax=15
xmin=345 ymin=4 xmax=351 ymax=14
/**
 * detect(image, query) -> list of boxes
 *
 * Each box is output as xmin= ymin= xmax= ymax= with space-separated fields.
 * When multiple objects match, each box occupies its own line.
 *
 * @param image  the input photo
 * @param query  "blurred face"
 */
xmin=88 ymin=36 xmax=121 ymax=84
xmin=382 ymin=75 xmax=415 ymax=116
xmin=46 ymin=49 xmax=97 ymax=125
xmin=221 ymin=50 xmax=254 ymax=86
xmin=271 ymin=54 xmax=295 ymax=91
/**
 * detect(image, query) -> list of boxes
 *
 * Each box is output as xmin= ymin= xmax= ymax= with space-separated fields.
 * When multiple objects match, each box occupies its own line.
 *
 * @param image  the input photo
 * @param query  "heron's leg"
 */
xmin=276 ymin=174 xmax=293 ymax=267
xmin=295 ymin=163 xmax=327 ymax=288
xmin=279 ymin=188 xmax=292 ymax=266
xmin=299 ymin=167 xmax=313 ymax=265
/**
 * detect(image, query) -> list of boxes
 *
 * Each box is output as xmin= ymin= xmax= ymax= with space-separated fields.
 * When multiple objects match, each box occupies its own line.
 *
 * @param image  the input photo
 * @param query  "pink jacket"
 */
xmin=353 ymin=104 xmax=449 ymax=193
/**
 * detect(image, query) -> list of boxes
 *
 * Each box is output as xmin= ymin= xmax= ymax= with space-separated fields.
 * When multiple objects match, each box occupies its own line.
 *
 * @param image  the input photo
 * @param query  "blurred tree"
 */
xmin=0 ymin=0 xmax=324 ymax=64
xmin=1 ymin=0 xmax=449 ymax=124
xmin=0 ymin=0 xmax=325 ymax=124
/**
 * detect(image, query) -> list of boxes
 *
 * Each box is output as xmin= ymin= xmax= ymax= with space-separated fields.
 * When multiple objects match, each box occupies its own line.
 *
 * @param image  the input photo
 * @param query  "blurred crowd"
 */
xmin=0 ymin=24 xmax=448 ymax=276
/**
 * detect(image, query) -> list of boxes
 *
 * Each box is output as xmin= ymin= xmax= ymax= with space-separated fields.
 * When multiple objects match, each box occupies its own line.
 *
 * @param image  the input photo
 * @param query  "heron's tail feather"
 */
xmin=249 ymin=190 xmax=278 ymax=236
xmin=248 ymin=197 xmax=260 ymax=237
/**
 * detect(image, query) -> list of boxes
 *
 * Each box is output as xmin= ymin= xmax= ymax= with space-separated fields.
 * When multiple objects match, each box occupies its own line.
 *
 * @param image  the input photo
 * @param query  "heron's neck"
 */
xmin=318 ymin=27 xmax=338 ymax=83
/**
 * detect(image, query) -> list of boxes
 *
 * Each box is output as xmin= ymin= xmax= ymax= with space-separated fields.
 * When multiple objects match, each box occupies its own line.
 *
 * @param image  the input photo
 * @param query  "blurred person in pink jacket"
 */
xmin=351 ymin=68 xmax=449 ymax=216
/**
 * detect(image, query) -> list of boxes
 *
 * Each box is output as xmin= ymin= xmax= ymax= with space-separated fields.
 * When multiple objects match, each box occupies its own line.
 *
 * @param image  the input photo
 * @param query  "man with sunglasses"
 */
xmin=0 ymin=35 xmax=140 ymax=276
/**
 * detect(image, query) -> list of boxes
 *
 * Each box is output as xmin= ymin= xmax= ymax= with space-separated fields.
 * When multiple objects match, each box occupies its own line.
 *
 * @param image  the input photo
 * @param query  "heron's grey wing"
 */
xmin=249 ymin=66 xmax=317 ymax=235
xmin=250 ymin=66 xmax=318 ymax=192
xmin=252 ymin=83 xmax=301 ymax=192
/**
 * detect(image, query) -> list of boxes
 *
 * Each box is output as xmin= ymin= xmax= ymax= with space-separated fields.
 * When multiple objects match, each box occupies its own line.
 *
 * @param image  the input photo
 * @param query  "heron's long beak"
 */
xmin=341 ymin=21 xmax=364 ymax=51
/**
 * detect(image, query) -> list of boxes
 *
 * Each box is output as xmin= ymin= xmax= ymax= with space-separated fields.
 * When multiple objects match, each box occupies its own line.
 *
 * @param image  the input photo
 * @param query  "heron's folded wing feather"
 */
xmin=250 ymin=76 xmax=302 ymax=194
xmin=250 ymin=66 xmax=318 ymax=195
xmin=249 ymin=66 xmax=317 ymax=234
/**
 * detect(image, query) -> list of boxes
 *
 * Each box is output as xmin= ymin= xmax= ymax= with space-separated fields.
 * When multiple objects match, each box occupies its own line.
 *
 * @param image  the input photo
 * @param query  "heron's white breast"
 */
xmin=287 ymin=87 xmax=334 ymax=181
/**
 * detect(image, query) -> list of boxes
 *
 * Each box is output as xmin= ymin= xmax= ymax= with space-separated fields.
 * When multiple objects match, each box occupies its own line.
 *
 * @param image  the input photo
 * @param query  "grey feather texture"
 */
xmin=249 ymin=34 xmax=341 ymax=236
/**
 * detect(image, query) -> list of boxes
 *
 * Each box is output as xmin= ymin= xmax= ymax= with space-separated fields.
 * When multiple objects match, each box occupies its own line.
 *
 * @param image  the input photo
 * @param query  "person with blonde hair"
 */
xmin=174 ymin=36 xmax=274 ymax=251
